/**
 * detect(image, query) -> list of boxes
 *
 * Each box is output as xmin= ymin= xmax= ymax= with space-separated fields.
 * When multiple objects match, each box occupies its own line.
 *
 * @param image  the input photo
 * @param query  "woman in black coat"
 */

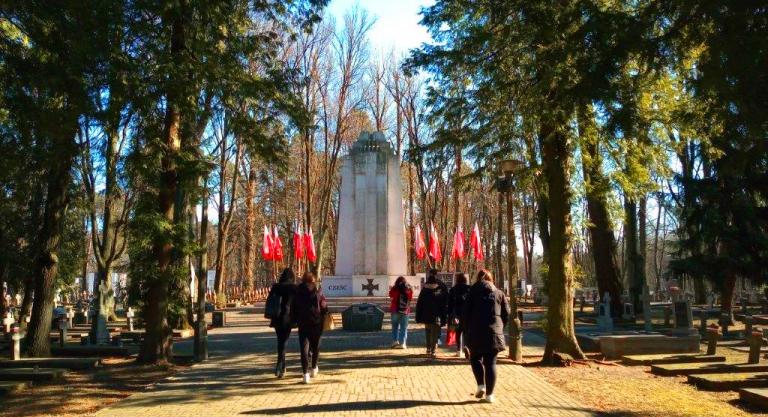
xmin=415 ymin=270 xmax=448 ymax=357
xmin=291 ymin=271 xmax=328 ymax=384
xmin=267 ymin=268 xmax=297 ymax=378
xmin=463 ymin=269 xmax=509 ymax=403
xmin=447 ymin=272 xmax=470 ymax=357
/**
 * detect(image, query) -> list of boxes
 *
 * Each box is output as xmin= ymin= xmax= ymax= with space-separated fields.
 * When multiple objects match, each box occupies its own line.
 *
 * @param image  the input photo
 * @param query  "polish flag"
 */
xmin=293 ymin=223 xmax=304 ymax=260
xmin=261 ymin=225 xmax=273 ymax=261
xmin=272 ymin=225 xmax=284 ymax=261
xmin=428 ymin=222 xmax=441 ymax=262
xmin=414 ymin=224 xmax=426 ymax=260
xmin=304 ymin=226 xmax=317 ymax=263
xmin=470 ymin=222 xmax=484 ymax=261
xmin=450 ymin=225 xmax=465 ymax=260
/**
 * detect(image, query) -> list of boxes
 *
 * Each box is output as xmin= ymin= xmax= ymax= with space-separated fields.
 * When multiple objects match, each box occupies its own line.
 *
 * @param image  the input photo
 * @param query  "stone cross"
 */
xmin=641 ymin=285 xmax=653 ymax=331
xmin=57 ymin=314 xmax=69 ymax=347
xmin=126 ymin=307 xmax=135 ymax=332
xmin=705 ymin=325 xmax=721 ymax=355
xmin=597 ymin=292 xmax=613 ymax=332
xmin=2 ymin=312 xmax=14 ymax=334
xmin=748 ymin=330 xmax=764 ymax=364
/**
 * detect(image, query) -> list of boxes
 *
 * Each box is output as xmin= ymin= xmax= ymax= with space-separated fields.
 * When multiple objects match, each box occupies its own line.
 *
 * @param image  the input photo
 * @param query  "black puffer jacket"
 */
xmin=268 ymin=282 xmax=296 ymax=329
xmin=291 ymin=282 xmax=328 ymax=331
xmin=447 ymin=282 xmax=470 ymax=327
xmin=463 ymin=280 xmax=510 ymax=355
xmin=415 ymin=281 xmax=448 ymax=326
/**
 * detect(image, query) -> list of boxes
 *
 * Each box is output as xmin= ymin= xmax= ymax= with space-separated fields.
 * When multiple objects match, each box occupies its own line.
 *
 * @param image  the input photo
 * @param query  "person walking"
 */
xmin=415 ymin=270 xmax=447 ymax=357
xmin=389 ymin=276 xmax=413 ymax=349
xmin=447 ymin=272 xmax=470 ymax=358
xmin=265 ymin=268 xmax=297 ymax=378
xmin=291 ymin=271 xmax=328 ymax=384
xmin=463 ymin=269 xmax=509 ymax=403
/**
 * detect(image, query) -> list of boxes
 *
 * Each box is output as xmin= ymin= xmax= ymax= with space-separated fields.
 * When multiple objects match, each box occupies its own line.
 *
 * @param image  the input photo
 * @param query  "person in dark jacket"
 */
xmin=389 ymin=276 xmax=413 ymax=349
xmin=447 ymin=272 xmax=470 ymax=358
xmin=267 ymin=268 xmax=297 ymax=378
xmin=463 ymin=269 xmax=509 ymax=403
xmin=291 ymin=271 xmax=328 ymax=384
xmin=415 ymin=269 xmax=448 ymax=357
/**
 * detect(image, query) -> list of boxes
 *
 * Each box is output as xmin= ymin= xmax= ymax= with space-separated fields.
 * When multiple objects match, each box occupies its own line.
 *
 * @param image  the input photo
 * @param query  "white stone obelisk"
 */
xmin=322 ymin=131 xmax=413 ymax=297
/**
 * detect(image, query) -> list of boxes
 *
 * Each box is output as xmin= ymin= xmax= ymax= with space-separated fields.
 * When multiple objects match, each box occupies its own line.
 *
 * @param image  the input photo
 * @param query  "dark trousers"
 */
xmin=424 ymin=323 xmax=441 ymax=352
xmin=455 ymin=326 xmax=465 ymax=352
xmin=470 ymin=352 xmax=498 ymax=395
xmin=275 ymin=326 xmax=292 ymax=370
xmin=298 ymin=327 xmax=322 ymax=374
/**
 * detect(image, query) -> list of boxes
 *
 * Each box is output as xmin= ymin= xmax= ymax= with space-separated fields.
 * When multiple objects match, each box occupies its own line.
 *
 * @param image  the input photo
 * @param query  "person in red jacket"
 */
xmin=389 ymin=276 xmax=413 ymax=349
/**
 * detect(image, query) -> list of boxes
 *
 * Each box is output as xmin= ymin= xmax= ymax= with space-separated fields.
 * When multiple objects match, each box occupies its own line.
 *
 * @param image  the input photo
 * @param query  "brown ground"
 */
xmin=0 ymin=358 xmax=181 ymax=417
xmin=528 ymin=336 xmax=768 ymax=417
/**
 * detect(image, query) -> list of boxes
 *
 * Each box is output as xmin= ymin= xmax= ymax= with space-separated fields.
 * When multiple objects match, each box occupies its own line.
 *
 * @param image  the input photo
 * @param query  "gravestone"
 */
xmin=745 ymin=316 xmax=754 ymax=336
xmin=65 ymin=307 xmax=74 ymax=328
xmin=212 ymin=311 xmax=227 ymax=327
xmin=706 ymin=292 xmax=716 ymax=310
xmin=57 ymin=315 xmax=69 ymax=348
xmin=762 ymin=297 xmax=768 ymax=315
xmin=89 ymin=281 xmax=111 ymax=344
xmin=748 ymin=330 xmax=764 ymax=364
xmin=622 ymin=302 xmax=635 ymax=321
xmin=126 ymin=307 xmax=135 ymax=332
xmin=741 ymin=295 xmax=749 ymax=315
xmin=664 ymin=306 xmax=672 ymax=327
xmin=672 ymin=298 xmax=696 ymax=336
xmin=641 ymin=286 xmax=653 ymax=331
xmin=705 ymin=325 xmax=721 ymax=355
xmin=579 ymin=295 xmax=586 ymax=313
xmin=597 ymin=292 xmax=613 ymax=332
xmin=9 ymin=325 xmax=22 ymax=360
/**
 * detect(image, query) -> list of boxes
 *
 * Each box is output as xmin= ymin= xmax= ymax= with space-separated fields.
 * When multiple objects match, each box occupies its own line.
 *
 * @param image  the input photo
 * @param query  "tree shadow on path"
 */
xmin=242 ymin=399 xmax=479 ymax=415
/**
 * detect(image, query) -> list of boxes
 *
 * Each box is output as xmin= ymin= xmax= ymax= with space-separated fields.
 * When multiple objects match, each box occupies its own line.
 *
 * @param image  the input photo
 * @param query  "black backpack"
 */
xmin=264 ymin=287 xmax=281 ymax=319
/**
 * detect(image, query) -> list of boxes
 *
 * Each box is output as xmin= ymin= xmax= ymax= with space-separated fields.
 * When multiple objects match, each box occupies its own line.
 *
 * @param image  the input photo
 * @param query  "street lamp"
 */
xmin=496 ymin=158 xmax=524 ymax=362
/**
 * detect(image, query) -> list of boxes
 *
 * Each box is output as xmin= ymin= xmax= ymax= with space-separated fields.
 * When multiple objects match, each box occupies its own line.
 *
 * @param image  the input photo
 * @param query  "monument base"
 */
xmin=322 ymin=275 xmax=421 ymax=297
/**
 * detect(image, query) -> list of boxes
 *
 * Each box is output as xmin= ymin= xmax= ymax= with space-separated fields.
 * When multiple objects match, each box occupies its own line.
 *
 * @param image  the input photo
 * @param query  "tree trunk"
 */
xmin=194 ymin=176 xmax=209 ymax=361
xmin=139 ymin=9 xmax=184 ymax=365
xmin=579 ymin=106 xmax=623 ymax=316
xmin=540 ymin=122 xmax=585 ymax=363
xmin=27 ymin=141 xmax=76 ymax=357
xmin=243 ymin=162 xmax=256 ymax=290
xmin=625 ymin=198 xmax=641 ymax=313
xmin=720 ymin=270 xmax=736 ymax=325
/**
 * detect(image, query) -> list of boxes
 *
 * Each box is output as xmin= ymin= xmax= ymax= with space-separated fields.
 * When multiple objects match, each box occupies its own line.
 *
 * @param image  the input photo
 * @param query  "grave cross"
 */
xmin=361 ymin=279 xmax=379 ymax=297
xmin=9 ymin=324 xmax=22 ymax=360
xmin=2 ymin=312 xmax=14 ymax=334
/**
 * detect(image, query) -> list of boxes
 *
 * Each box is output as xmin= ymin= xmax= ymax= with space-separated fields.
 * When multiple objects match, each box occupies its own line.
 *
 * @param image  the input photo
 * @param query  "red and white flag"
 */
xmin=414 ymin=224 xmax=426 ymax=260
xmin=450 ymin=225 xmax=465 ymax=260
xmin=304 ymin=226 xmax=317 ymax=263
xmin=261 ymin=225 xmax=274 ymax=261
xmin=470 ymin=222 xmax=484 ymax=261
xmin=272 ymin=225 xmax=284 ymax=261
xmin=293 ymin=223 xmax=304 ymax=260
xmin=428 ymin=222 xmax=441 ymax=262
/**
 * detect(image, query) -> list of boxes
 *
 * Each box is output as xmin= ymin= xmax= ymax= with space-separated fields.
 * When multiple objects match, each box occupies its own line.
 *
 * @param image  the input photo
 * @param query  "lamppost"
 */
xmin=497 ymin=158 xmax=524 ymax=362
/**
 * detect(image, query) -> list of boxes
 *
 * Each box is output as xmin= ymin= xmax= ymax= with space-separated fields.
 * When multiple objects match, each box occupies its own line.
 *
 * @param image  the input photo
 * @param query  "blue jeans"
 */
xmin=391 ymin=312 xmax=409 ymax=345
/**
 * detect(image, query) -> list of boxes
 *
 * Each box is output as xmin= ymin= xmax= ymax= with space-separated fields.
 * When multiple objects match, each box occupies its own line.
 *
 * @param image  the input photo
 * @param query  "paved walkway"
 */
xmin=93 ymin=308 xmax=595 ymax=417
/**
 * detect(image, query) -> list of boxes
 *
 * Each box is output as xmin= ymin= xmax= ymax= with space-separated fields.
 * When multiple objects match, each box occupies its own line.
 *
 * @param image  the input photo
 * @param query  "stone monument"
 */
xmin=322 ymin=132 xmax=414 ymax=297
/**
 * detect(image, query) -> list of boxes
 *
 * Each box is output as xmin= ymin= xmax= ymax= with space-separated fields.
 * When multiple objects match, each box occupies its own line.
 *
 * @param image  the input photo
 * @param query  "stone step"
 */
xmin=0 ymin=357 xmax=101 ymax=370
xmin=0 ymin=381 xmax=29 ymax=395
xmin=0 ymin=368 xmax=64 ymax=382
xmin=51 ymin=345 xmax=132 ymax=358
xmin=689 ymin=372 xmax=768 ymax=391
xmin=652 ymin=362 xmax=768 ymax=376
xmin=622 ymin=353 xmax=726 ymax=366
xmin=740 ymin=388 xmax=768 ymax=409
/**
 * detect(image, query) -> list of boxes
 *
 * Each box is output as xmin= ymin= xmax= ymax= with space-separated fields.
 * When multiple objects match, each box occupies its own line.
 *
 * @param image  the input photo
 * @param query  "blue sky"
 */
xmin=328 ymin=0 xmax=435 ymax=55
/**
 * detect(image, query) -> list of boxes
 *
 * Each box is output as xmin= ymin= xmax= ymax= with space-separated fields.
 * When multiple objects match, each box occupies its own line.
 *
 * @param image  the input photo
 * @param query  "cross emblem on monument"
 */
xmin=361 ymin=279 xmax=379 ymax=296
